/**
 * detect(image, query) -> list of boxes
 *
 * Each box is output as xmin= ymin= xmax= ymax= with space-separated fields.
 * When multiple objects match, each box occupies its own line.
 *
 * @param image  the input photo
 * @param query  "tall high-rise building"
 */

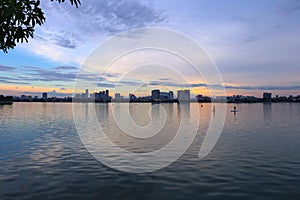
xmin=177 ymin=90 xmax=190 ymax=101
xmin=151 ymin=89 xmax=160 ymax=100
xmin=85 ymin=89 xmax=89 ymax=101
xmin=263 ymin=92 xmax=272 ymax=102
xmin=42 ymin=92 xmax=47 ymax=100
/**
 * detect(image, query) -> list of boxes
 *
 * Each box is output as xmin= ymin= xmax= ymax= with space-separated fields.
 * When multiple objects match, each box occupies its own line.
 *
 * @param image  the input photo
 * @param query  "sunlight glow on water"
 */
xmin=0 ymin=103 xmax=300 ymax=199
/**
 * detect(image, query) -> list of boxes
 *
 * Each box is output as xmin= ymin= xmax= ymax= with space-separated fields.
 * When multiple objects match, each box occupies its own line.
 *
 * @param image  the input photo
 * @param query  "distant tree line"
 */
xmin=0 ymin=95 xmax=13 ymax=102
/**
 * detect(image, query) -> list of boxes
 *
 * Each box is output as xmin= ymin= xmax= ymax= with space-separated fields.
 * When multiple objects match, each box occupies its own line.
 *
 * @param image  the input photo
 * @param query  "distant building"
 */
xmin=42 ymin=93 xmax=47 ymax=100
xmin=177 ymin=90 xmax=190 ymax=101
xmin=115 ymin=93 xmax=121 ymax=99
xmin=85 ymin=89 xmax=89 ymax=102
xmin=196 ymin=95 xmax=211 ymax=102
xmin=168 ymin=91 xmax=174 ymax=100
xmin=151 ymin=90 xmax=174 ymax=101
xmin=263 ymin=92 xmax=272 ymax=102
xmin=90 ymin=93 xmax=95 ymax=101
xmin=160 ymin=92 xmax=169 ymax=100
xmin=129 ymin=93 xmax=137 ymax=101
xmin=151 ymin=90 xmax=160 ymax=100
xmin=95 ymin=90 xmax=111 ymax=102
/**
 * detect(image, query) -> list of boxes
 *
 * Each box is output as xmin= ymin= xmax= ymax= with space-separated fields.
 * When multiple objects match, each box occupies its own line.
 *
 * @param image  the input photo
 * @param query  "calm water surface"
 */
xmin=0 ymin=102 xmax=300 ymax=199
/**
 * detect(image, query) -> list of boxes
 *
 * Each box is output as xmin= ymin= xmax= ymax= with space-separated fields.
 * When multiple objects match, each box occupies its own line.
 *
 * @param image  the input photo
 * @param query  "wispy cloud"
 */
xmin=55 ymin=66 xmax=79 ymax=70
xmin=0 ymin=75 xmax=30 ymax=85
xmin=278 ymin=0 xmax=300 ymax=14
xmin=148 ymin=80 xmax=206 ymax=88
xmin=244 ymin=36 xmax=258 ymax=43
xmin=225 ymin=85 xmax=300 ymax=91
xmin=0 ymin=65 xmax=15 ymax=71
xmin=97 ymin=83 xmax=116 ymax=88
xmin=37 ymin=0 xmax=166 ymax=49
xmin=51 ymin=31 xmax=80 ymax=49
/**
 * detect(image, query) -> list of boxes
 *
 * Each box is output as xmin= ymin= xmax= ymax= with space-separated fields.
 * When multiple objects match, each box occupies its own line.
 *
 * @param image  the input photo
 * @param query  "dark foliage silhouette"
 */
xmin=0 ymin=0 xmax=81 ymax=53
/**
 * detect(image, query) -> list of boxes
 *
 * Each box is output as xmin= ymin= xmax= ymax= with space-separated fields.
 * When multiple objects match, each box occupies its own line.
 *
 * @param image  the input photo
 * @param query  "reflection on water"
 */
xmin=93 ymin=103 xmax=193 ymax=154
xmin=1 ymin=103 xmax=300 ymax=199
xmin=263 ymin=103 xmax=272 ymax=124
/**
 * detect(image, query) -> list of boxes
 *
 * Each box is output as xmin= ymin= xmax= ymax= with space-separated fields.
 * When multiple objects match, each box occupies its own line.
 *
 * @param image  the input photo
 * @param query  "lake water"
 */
xmin=0 ymin=102 xmax=300 ymax=199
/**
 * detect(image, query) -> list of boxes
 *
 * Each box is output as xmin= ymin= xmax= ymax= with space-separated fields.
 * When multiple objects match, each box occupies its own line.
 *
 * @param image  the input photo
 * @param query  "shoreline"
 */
xmin=8 ymin=101 xmax=300 ymax=104
xmin=0 ymin=101 xmax=13 ymax=105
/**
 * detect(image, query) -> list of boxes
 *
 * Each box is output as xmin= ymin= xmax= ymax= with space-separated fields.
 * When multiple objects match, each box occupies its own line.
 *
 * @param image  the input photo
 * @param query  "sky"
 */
xmin=0 ymin=0 xmax=300 ymax=98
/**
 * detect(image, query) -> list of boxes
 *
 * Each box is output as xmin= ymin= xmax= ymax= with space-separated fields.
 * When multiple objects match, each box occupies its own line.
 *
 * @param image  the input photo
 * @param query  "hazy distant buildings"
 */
xmin=114 ymin=93 xmax=122 ymax=100
xmin=177 ymin=90 xmax=190 ymax=101
xmin=226 ymin=95 xmax=257 ymax=103
xmin=263 ymin=92 xmax=272 ymax=102
xmin=90 ymin=93 xmax=95 ymax=101
xmin=113 ymin=93 xmax=125 ymax=102
xmin=73 ymin=89 xmax=112 ymax=102
xmin=196 ymin=95 xmax=211 ymax=102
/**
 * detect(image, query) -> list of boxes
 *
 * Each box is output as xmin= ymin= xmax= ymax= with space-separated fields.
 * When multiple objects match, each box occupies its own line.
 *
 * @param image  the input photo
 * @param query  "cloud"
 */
xmin=244 ymin=36 xmax=258 ymax=43
xmin=148 ymin=80 xmax=207 ymax=88
xmin=37 ymin=0 xmax=167 ymax=49
xmin=0 ymin=65 xmax=15 ymax=71
xmin=278 ymin=0 xmax=300 ymax=14
xmin=102 ymin=72 xmax=121 ymax=78
xmin=97 ymin=83 xmax=116 ymax=88
xmin=0 ymin=76 xmax=18 ymax=81
xmin=55 ymin=66 xmax=79 ymax=70
xmin=225 ymin=85 xmax=300 ymax=91
xmin=18 ymin=66 xmax=97 ymax=82
xmin=158 ymin=78 xmax=170 ymax=81
xmin=142 ymin=80 xmax=300 ymax=91
xmin=1 ymin=65 xmax=103 ymax=86
xmin=0 ymin=80 xmax=30 ymax=85
xmin=24 ymin=68 xmax=77 ymax=82
xmin=52 ymin=31 xmax=80 ymax=49
xmin=0 ymin=75 xmax=30 ymax=85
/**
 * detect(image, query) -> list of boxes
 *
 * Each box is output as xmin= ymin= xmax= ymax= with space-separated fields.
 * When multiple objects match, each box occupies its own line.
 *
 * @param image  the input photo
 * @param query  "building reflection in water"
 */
xmin=176 ymin=102 xmax=191 ymax=123
xmin=263 ymin=103 xmax=272 ymax=124
xmin=95 ymin=103 xmax=110 ymax=126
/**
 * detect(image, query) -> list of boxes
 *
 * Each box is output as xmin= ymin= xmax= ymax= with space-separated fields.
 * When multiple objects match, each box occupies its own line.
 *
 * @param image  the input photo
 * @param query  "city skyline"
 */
xmin=7 ymin=88 xmax=300 ymax=103
xmin=1 ymin=1 xmax=300 ymax=199
xmin=1 ymin=0 xmax=300 ymax=97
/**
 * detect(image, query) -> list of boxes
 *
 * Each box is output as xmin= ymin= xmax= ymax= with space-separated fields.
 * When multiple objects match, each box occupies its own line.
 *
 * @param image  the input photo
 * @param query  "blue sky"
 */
xmin=0 ymin=0 xmax=300 ymax=97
